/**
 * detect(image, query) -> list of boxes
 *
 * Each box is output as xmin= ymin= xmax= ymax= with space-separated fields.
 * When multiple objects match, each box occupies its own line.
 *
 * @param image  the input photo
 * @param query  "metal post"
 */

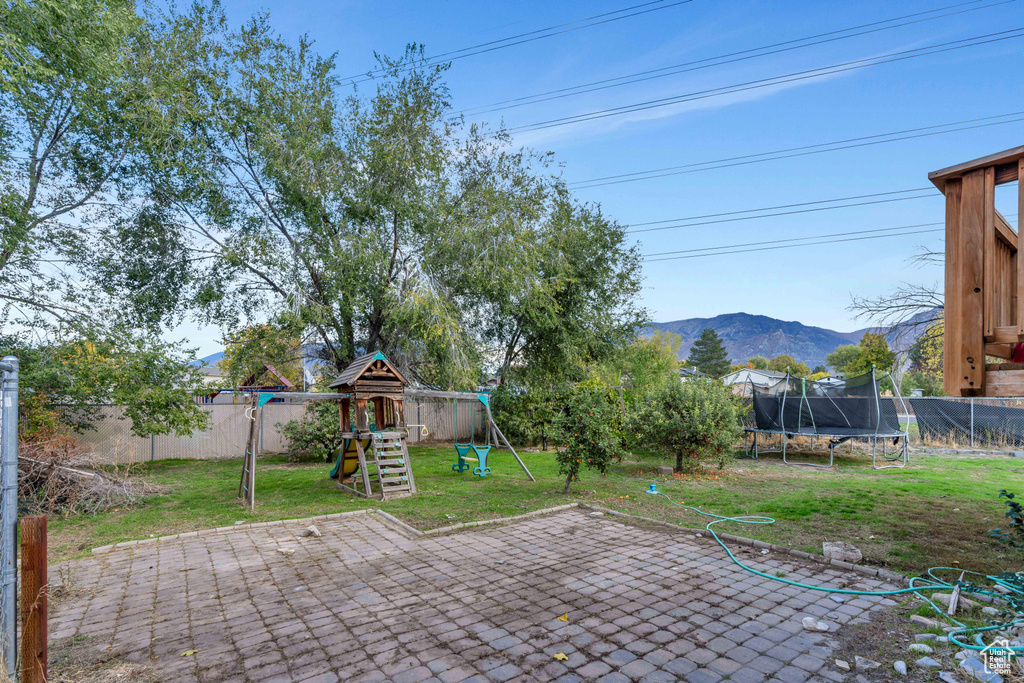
xmin=969 ymin=398 xmax=974 ymax=447
xmin=150 ymin=434 xmax=155 ymax=462
xmin=0 ymin=356 xmax=19 ymax=678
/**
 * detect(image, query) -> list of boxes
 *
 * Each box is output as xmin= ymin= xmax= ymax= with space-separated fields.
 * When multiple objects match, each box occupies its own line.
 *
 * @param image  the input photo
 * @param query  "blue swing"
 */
xmin=452 ymin=395 xmax=491 ymax=477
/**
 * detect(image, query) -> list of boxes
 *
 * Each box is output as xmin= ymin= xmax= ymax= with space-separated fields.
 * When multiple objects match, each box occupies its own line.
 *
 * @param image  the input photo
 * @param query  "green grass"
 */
xmin=48 ymin=444 xmax=1024 ymax=578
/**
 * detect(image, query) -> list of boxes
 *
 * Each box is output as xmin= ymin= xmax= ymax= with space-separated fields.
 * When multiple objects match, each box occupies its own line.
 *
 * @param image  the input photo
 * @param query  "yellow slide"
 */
xmin=330 ymin=438 xmax=370 ymax=480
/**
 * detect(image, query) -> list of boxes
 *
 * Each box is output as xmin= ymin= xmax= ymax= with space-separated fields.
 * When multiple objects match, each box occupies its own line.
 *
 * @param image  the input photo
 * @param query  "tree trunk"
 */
xmin=675 ymin=447 xmax=684 ymax=473
xmin=563 ymin=470 xmax=573 ymax=494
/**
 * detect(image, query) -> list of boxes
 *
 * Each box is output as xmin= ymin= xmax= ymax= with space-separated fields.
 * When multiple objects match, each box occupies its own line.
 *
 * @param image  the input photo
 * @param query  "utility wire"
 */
xmin=642 ymin=221 xmax=945 ymax=257
xmin=645 ymin=228 xmax=944 ymax=260
xmin=640 ymin=214 xmax=1019 ymax=262
xmin=505 ymin=28 xmax=1024 ymax=134
xmin=459 ymin=0 xmax=1011 ymax=117
xmin=571 ymin=111 xmax=1024 ymax=188
xmin=626 ymin=187 xmax=935 ymax=233
xmin=342 ymin=0 xmax=694 ymax=84
xmin=625 ymin=176 xmax=1016 ymax=234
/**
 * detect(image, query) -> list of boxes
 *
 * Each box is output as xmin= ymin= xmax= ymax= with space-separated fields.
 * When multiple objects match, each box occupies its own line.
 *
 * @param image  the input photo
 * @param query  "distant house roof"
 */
xmin=196 ymin=361 xmax=223 ymax=377
xmin=679 ymin=367 xmax=705 ymax=378
xmin=721 ymin=368 xmax=788 ymax=385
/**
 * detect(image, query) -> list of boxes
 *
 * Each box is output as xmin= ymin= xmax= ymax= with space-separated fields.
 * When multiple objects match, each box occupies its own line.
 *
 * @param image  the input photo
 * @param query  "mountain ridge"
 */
xmin=650 ymin=311 xmax=935 ymax=368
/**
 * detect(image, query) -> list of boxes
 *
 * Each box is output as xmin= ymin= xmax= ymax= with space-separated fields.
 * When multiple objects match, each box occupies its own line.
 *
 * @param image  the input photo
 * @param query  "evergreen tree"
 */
xmin=686 ymin=328 xmax=731 ymax=378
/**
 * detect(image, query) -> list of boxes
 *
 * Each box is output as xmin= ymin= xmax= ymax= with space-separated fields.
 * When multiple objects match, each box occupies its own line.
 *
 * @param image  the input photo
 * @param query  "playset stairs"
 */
xmin=367 ymin=432 xmax=415 ymax=500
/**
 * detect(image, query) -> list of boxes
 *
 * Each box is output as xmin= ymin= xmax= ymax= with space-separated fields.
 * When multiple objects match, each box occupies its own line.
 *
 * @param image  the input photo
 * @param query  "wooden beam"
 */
xmin=944 ymin=177 xmax=964 ymax=396
xmin=989 ymin=326 xmax=1024 ymax=344
xmin=995 ymin=162 xmax=1020 ymax=186
xmin=995 ymin=210 xmax=1017 ymax=248
xmin=985 ymin=343 xmax=1015 ymax=360
xmin=960 ymin=170 xmax=986 ymax=394
xmin=929 ymin=144 xmax=1024 ymax=191
xmin=984 ymin=167 xmax=996 ymax=338
xmin=1019 ymin=158 xmax=1024 ymax=338
xmin=981 ymin=369 xmax=1024 ymax=396
xmin=20 ymin=516 xmax=47 ymax=683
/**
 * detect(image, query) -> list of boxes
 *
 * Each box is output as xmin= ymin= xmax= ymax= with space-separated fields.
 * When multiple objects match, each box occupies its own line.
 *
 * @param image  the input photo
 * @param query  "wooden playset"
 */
xmin=328 ymin=352 xmax=416 ymax=500
xmin=933 ymin=144 xmax=1024 ymax=396
xmin=238 ymin=351 xmax=536 ymax=510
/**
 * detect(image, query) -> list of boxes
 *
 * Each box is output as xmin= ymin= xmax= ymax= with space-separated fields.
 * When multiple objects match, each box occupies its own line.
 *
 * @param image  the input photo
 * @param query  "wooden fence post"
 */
xmin=20 ymin=515 xmax=46 ymax=683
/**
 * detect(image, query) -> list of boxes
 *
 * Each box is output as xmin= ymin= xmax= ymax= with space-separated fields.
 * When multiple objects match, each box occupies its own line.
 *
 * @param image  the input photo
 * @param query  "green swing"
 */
xmin=452 ymin=396 xmax=491 ymax=477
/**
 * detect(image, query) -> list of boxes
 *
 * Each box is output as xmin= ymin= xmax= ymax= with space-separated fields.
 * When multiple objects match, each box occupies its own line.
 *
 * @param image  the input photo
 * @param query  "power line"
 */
xmin=571 ymin=111 xmax=1024 ymax=189
xmin=626 ymin=187 xmax=936 ymax=233
xmin=341 ymin=0 xmax=694 ymax=84
xmin=640 ymin=213 xmax=1019 ymax=262
xmin=505 ymin=28 xmax=1024 ymax=134
xmin=643 ymin=228 xmax=944 ymax=260
xmin=459 ymin=0 xmax=1011 ymax=117
xmin=642 ymin=221 xmax=944 ymax=257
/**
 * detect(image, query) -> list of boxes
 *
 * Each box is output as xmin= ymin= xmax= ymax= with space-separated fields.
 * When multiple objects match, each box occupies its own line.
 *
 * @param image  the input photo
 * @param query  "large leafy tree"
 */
xmin=155 ymin=28 xmax=644 ymax=388
xmin=0 ymin=0 xmax=216 ymax=435
xmin=846 ymin=331 xmax=897 ymax=376
xmin=686 ymin=328 xmax=731 ymax=378
xmin=766 ymin=354 xmax=810 ymax=378
xmin=825 ymin=344 xmax=862 ymax=376
xmin=219 ymin=323 xmax=304 ymax=389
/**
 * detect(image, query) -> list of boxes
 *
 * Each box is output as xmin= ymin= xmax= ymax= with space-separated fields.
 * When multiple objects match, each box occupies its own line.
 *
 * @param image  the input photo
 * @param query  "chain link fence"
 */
xmin=741 ymin=394 xmax=1024 ymax=450
xmin=903 ymin=396 xmax=1024 ymax=448
xmin=66 ymin=397 xmax=488 ymax=465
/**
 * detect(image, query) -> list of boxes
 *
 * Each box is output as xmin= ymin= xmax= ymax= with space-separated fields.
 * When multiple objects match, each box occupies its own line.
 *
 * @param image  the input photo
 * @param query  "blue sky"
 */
xmin=180 ymin=0 xmax=1024 ymax=357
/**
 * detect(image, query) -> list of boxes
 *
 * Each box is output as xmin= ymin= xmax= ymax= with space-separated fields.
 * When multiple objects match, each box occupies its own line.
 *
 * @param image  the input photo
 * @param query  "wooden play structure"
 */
xmin=328 ymin=352 xmax=416 ymax=500
xmin=238 ymin=351 xmax=535 ymax=510
xmin=933 ymin=145 xmax=1024 ymax=396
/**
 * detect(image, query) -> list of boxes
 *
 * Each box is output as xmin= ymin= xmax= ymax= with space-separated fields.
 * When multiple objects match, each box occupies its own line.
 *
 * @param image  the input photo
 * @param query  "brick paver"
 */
xmin=50 ymin=510 xmax=898 ymax=681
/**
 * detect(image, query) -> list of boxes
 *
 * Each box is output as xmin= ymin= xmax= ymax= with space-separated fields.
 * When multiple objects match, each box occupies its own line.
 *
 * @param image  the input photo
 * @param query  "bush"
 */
xmin=491 ymin=384 xmax=562 ymax=450
xmin=627 ymin=379 xmax=739 ymax=472
xmin=279 ymin=401 xmax=343 ymax=462
xmin=989 ymin=490 xmax=1024 ymax=549
xmin=556 ymin=383 xmax=624 ymax=493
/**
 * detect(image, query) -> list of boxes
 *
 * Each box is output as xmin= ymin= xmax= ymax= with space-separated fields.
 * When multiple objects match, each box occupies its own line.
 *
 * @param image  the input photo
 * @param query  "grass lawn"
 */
xmin=48 ymin=444 xmax=1023 ymax=578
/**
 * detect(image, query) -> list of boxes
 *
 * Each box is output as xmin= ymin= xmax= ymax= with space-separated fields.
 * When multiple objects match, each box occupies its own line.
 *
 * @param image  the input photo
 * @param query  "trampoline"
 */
xmin=744 ymin=368 xmax=909 ymax=469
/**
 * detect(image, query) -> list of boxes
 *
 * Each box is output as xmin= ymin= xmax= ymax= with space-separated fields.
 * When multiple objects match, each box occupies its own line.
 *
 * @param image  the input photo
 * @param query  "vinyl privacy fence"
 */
xmin=70 ymin=399 xmax=488 ymax=465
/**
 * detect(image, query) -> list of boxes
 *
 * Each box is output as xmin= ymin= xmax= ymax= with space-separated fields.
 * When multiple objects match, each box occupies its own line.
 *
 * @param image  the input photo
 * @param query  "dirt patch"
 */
xmin=49 ymin=636 xmax=156 ymax=683
xmin=832 ymin=600 xmax=1023 ymax=683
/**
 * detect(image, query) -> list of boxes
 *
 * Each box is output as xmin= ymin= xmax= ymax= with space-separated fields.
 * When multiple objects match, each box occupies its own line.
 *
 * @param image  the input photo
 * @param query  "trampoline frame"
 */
xmin=742 ymin=368 xmax=909 ymax=470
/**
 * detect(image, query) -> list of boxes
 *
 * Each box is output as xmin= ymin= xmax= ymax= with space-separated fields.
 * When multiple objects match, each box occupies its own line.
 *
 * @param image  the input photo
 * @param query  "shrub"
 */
xmin=989 ymin=490 xmax=1024 ymax=549
xmin=556 ymin=383 xmax=624 ymax=493
xmin=491 ymin=384 xmax=562 ymax=450
xmin=627 ymin=379 xmax=740 ymax=472
xmin=279 ymin=401 xmax=343 ymax=462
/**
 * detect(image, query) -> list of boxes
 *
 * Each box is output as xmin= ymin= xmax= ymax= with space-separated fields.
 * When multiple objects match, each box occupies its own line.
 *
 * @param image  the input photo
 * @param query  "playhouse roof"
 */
xmin=240 ymin=364 xmax=296 ymax=389
xmin=328 ymin=351 xmax=408 ymax=389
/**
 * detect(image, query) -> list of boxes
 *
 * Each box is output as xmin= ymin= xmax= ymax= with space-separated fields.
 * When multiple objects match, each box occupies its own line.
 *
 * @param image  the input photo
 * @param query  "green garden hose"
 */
xmin=644 ymin=484 xmax=1023 ymax=653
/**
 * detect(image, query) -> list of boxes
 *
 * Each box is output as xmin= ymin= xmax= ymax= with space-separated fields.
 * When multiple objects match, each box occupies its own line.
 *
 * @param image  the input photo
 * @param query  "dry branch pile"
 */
xmin=17 ymin=435 xmax=162 ymax=516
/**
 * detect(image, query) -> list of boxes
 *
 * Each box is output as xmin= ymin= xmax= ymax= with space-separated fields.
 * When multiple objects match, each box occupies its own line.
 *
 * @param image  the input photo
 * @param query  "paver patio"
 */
xmin=50 ymin=509 xmax=899 ymax=682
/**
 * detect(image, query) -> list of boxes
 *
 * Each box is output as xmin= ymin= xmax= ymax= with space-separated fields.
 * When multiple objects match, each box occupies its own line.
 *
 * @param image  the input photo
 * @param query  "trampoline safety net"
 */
xmin=750 ymin=370 xmax=904 ymax=437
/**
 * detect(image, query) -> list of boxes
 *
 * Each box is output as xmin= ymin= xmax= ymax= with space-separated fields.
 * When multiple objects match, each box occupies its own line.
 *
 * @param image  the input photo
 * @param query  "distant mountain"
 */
xmin=650 ymin=310 xmax=937 ymax=369
xmin=189 ymin=351 xmax=224 ymax=368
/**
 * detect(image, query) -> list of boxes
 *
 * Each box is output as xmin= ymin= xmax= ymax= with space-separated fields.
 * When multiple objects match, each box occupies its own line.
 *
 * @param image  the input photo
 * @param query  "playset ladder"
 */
xmin=369 ymin=432 xmax=415 ymax=500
